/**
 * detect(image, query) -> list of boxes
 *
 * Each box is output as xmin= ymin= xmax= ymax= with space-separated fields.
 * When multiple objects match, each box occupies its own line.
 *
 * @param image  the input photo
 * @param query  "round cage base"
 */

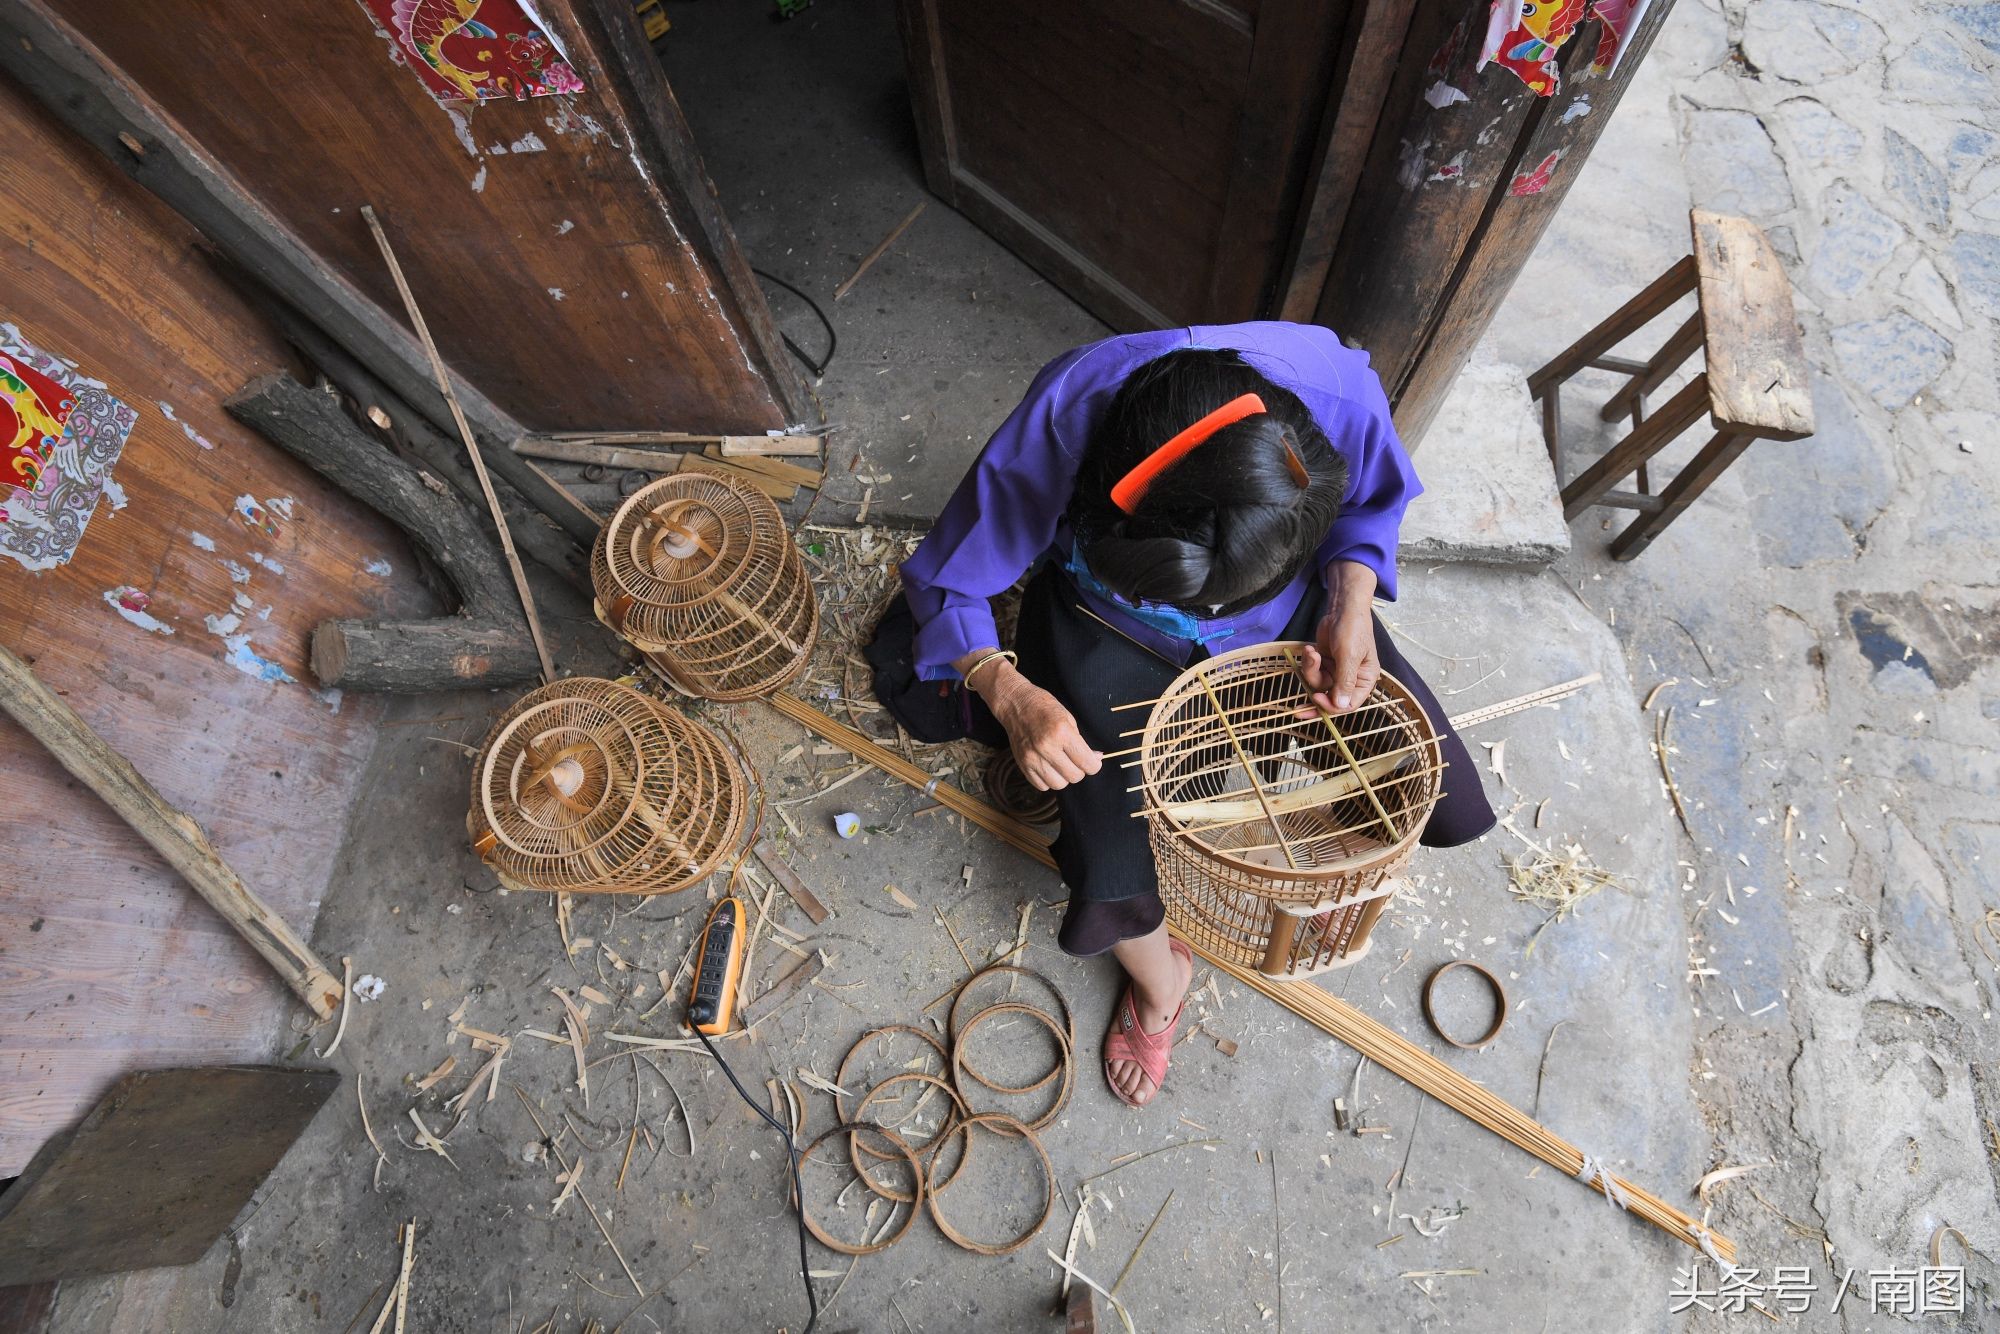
xmin=1154 ymin=822 xmax=1412 ymax=979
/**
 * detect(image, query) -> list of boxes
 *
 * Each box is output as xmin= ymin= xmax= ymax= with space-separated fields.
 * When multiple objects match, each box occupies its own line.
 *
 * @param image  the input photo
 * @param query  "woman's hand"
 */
xmin=1299 ymin=561 xmax=1380 ymax=714
xmin=955 ymin=650 xmax=1102 ymax=791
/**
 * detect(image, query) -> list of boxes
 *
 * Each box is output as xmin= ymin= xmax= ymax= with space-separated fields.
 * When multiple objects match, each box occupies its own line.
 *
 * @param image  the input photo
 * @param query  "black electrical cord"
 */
xmin=752 ymin=267 xmax=838 ymax=378
xmin=695 ymin=1027 xmax=819 ymax=1334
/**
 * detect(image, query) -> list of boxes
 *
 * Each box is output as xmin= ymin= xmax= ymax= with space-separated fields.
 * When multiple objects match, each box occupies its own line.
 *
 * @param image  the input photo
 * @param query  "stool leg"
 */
xmin=1527 ymin=255 xmax=1699 ymax=396
xmin=1560 ymin=373 xmax=1710 ymax=520
xmin=1609 ymin=428 xmax=1752 ymax=560
xmin=1600 ymin=309 xmax=1703 ymax=423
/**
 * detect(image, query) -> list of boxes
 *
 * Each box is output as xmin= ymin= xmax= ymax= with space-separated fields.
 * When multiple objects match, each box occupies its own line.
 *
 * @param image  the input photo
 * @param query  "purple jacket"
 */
xmin=901 ymin=323 xmax=1420 ymax=679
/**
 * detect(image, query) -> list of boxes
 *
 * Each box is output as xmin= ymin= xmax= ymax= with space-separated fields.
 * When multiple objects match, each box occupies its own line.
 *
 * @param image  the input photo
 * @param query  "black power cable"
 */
xmin=752 ymin=267 xmax=838 ymax=378
xmin=694 ymin=1027 xmax=819 ymax=1333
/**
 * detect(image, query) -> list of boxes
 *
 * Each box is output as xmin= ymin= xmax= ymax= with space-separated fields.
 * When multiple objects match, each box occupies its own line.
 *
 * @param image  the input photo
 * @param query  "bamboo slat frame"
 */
xmin=1136 ymin=647 xmax=1443 ymax=976
xmin=761 ymin=688 xmax=1735 ymax=1263
xmin=592 ymin=473 xmax=818 ymax=701
xmin=468 ymin=678 xmax=745 ymax=895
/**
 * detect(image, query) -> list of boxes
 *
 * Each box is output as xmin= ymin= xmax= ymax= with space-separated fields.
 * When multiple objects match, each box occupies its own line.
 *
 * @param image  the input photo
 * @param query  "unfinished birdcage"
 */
xmin=468 ymin=677 xmax=745 ymax=895
xmin=1134 ymin=643 xmax=1445 ymax=978
xmin=592 ymin=472 xmax=817 ymax=700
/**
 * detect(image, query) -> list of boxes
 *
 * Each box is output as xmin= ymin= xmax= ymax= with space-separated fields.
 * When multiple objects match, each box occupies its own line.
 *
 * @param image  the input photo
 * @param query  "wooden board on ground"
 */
xmin=1690 ymin=209 xmax=1815 ymax=441
xmin=754 ymin=844 xmax=831 ymax=923
xmin=0 ymin=1066 xmax=339 ymax=1285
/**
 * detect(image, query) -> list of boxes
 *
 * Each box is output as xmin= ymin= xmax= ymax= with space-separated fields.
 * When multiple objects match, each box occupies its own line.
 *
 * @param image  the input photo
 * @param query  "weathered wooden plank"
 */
xmin=0 ymin=1066 xmax=338 ymax=1285
xmin=1691 ymin=209 xmax=1815 ymax=440
xmin=0 ymin=645 xmax=344 ymax=1020
xmin=1275 ymin=0 xmax=1420 ymax=321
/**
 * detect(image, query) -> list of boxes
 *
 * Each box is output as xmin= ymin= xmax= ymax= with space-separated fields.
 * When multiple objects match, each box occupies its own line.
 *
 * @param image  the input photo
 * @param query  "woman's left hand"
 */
xmin=1299 ymin=561 xmax=1379 ymax=714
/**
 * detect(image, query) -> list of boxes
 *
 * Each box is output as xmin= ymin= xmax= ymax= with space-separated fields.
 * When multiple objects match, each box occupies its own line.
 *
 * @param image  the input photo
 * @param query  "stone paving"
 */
xmin=1483 ymin=0 xmax=2000 ymax=1323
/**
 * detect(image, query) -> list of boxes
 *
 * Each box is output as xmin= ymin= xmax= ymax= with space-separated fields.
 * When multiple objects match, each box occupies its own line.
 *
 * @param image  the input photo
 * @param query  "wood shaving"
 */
xmin=415 ymin=1055 xmax=458 ymax=1091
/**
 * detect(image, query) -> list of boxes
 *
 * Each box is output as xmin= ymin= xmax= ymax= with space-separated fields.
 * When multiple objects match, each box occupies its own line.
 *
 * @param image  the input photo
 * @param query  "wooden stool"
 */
xmin=1528 ymin=209 xmax=1814 ymax=560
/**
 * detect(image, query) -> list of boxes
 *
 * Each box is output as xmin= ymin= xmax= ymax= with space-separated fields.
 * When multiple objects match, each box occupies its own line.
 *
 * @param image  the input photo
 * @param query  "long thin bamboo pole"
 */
xmin=762 ymin=689 xmax=1735 ymax=1263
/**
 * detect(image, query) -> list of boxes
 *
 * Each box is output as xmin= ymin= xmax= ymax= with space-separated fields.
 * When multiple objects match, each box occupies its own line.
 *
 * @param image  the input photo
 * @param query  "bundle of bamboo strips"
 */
xmin=760 ymin=686 xmax=1736 ymax=1264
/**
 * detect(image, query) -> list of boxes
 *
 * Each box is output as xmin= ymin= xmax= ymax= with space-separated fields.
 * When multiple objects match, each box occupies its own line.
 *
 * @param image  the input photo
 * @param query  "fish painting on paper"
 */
xmin=358 ymin=0 xmax=586 ymax=103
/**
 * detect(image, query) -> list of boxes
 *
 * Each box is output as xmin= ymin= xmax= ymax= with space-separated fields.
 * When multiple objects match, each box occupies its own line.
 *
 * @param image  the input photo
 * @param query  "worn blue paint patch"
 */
xmin=1848 ymin=607 xmax=1937 ymax=682
xmin=220 ymin=633 xmax=296 ymax=684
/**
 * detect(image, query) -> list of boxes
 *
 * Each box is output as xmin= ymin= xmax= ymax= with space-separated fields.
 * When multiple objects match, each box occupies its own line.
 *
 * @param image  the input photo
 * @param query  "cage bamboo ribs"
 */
xmin=468 ymin=677 xmax=745 ymax=895
xmin=1135 ymin=643 xmax=1443 ymax=978
xmin=591 ymin=472 xmax=817 ymax=700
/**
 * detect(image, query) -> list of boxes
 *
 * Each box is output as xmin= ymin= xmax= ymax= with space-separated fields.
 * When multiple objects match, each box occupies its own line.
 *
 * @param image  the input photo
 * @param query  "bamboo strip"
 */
xmin=1193 ymin=672 xmax=1300 ymax=869
xmin=763 ymin=691 xmax=1734 ymax=1263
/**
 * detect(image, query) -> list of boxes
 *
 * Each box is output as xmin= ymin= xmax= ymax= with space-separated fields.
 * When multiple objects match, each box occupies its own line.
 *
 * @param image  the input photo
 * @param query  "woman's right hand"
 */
xmin=957 ymin=651 xmax=1103 ymax=791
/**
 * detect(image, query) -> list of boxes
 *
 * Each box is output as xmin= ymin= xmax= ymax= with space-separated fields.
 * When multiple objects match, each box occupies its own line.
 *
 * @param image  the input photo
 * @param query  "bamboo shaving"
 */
xmin=357 ymin=1075 xmax=389 ymax=1190
xmin=319 ymin=956 xmax=355 ymax=1058
xmin=1044 ymin=1250 xmax=1137 ymax=1334
xmin=553 ymin=1156 xmax=584 ymax=1214
xmin=1695 ymin=1162 xmax=1765 ymax=1204
xmin=406 ymin=1108 xmax=457 ymax=1169
xmin=415 ymin=1055 xmax=457 ymax=1091
xmin=553 ymin=987 xmax=591 ymax=1106
xmin=1506 ymin=841 xmax=1629 ymax=952
xmin=797 ymin=1067 xmax=852 ymax=1098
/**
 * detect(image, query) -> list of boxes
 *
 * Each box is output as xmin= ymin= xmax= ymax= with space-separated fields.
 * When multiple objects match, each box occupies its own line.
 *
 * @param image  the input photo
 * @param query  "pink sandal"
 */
xmin=1102 ymin=939 xmax=1192 ymax=1107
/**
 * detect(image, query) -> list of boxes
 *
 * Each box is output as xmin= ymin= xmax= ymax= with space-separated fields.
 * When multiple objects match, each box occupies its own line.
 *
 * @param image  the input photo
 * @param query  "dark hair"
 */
xmin=1068 ymin=348 xmax=1347 ymax=615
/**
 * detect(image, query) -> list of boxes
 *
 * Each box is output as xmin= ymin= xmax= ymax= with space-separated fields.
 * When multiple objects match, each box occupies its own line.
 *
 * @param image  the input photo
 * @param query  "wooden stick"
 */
xmin=549 ymin=430 xmax=823 ymax=457
xmin=1109 ymin=671 xmax=1603 ymax=732
xmin=514 ymin=438 xmax=800 ymax=500
xmin=0 ymin=640 xmax=342 ymax=1019
xmin=763 ymin=690 xmax=1733 ymax=1262
xmin=834 ymin=202 xmax=926 ymax=300
xmin=361 ymin=205 xmax=556 ymax=684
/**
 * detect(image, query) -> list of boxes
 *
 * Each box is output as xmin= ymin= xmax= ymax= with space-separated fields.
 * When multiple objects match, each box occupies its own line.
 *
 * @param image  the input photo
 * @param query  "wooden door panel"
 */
xmin=901 ymin=0 xmax=1347 ymax=330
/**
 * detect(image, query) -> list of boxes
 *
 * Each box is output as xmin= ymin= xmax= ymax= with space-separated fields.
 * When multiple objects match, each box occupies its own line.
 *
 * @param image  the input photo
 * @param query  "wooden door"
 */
xmin=896 ymin=0 xmax=1354 ymax=330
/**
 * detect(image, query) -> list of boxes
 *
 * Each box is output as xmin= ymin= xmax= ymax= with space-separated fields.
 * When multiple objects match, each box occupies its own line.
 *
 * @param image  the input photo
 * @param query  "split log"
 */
xmin=225 ymin=374 xmax=540 ymax=692
xmin=0 ymin=643 xmax=343 ymax=1019
xmin=208 ymin=260 xmax=590 ymax=591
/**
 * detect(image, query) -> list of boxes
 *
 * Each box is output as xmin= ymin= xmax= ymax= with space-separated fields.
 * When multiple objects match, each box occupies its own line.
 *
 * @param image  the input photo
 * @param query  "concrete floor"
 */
xmin=44 ymin=0 xmax=1998 ymax=1330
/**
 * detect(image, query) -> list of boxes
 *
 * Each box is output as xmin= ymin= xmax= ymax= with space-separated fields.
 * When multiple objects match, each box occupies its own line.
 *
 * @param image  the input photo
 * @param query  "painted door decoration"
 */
xmin=357 ymin=0 xmax=585 ymax=102
xmin=1 ymin=325 xmax=136 ymax=572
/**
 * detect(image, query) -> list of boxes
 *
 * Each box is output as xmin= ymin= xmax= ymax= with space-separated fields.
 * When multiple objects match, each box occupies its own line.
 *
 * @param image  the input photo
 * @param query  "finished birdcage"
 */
xmin=592 ymin=472 xmax=817 ymax=700
xmin=468 ymin=677 xmax=745 ymax=895
xmin=1134 ymin=643 xmax=1445 ymax=978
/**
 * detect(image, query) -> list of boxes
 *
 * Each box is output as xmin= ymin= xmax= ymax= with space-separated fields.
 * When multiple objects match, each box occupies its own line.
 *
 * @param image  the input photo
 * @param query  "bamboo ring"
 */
xmin=848 ymin=1073 xmax=970 ymax=1201
xmin=1422 ymin=959 xmax=1508 ymax=1050
xmin=923 ymin=1112 xmax=1055 ymax=1256
xmin=834 ymin=1024 xmax=949 ymax=1122
xmin=797 ymin=1122 xmax=924 ymax=1256
xmin=950 ymin=1002 xmax=1073 ymax=1131
xmin=949 ymin=967 xmax=1074 ymax=1094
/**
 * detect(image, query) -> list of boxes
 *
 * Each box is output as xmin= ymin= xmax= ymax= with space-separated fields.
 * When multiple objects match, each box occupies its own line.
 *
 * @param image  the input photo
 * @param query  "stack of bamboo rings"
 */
xmin=794 ymin=964 xmax=1070 ymax=1256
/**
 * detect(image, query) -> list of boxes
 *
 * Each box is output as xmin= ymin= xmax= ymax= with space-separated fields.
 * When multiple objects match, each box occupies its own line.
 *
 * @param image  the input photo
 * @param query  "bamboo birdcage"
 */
xmin=1134 ymin=643 xmax=1445 ymax=978
xmin=592 ymin=472 xmax=818 ymax=700
xmin=468 ymin=677 xmax=745 ymax=895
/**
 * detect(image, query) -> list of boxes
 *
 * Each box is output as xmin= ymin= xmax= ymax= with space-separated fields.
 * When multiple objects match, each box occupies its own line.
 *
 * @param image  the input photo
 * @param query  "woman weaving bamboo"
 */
xmin=868 ymin=323 xmax=1495 ymax=1107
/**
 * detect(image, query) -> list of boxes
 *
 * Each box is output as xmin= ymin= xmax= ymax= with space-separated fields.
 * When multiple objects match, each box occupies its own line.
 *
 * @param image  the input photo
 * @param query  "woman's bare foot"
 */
xmin=1105 ymin=928 xmax=1194 ymax=1105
